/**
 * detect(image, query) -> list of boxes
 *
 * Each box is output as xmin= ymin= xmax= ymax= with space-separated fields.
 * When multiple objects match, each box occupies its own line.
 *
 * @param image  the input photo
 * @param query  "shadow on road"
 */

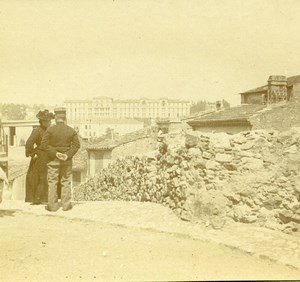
xmin=0 ymin=209 xmax=19 ymax=218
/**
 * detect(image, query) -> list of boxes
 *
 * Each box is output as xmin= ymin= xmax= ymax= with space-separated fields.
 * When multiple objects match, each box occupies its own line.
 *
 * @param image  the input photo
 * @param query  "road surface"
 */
xmin=1 ymin=211 xmax=300 ymax=281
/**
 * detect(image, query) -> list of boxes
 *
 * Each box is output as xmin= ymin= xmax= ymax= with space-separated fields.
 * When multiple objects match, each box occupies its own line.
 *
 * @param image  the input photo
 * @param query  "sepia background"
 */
xmin=1 ymin=0 xmax=300 ymax=106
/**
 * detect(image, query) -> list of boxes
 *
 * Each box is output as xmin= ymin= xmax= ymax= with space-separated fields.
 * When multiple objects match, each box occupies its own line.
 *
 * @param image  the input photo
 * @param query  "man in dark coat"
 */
xmin=41 ymin=107 xmax=80 ymax=211
xmin=25 ymin=109 xmax=54 ymax=204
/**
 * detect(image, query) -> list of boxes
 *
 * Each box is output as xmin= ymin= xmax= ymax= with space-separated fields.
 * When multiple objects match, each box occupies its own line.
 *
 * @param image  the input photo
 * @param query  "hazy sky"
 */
xmin=1 ymin=0 xmax=300 ymax=107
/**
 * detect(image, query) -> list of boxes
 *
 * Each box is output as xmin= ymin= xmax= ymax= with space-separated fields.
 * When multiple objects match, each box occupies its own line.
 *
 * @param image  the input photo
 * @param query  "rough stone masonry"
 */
xmin=73 ymin=128 xmax=300 ymax=236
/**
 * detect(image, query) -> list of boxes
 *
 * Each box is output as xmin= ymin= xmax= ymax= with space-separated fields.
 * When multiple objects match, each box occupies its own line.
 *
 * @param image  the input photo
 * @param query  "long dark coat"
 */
xmin=25 ymin=126 xmax=61 ymax=203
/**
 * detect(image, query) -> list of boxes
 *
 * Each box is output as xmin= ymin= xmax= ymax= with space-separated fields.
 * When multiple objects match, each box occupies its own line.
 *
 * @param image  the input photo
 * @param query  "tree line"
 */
xmin=190 ymin=99 xmax=230 ymax=114
xmin=0 ymin=103 xmax=46 ymax=120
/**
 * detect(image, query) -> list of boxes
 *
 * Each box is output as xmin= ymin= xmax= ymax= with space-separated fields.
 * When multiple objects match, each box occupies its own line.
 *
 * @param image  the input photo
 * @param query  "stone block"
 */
xmin=223 ymin=192 xmax=241 ymax=203
xmin=215 ymin=153 xmax=233 ymax=163
xmin=223 ymin=163 xmax=237 ymax=171
xmin=233 ymin=204 xmax=250 ymax=221
xmin=188 ymin=147 xmax=202 ymax=156
xmin=284 ymin=145 xmax=298 ymax=154
xmin=181 ymin=210 xmax=192 ymax=221
xmin=210 ymin=132 xmax=231 ymax=148
xmin=206 ymin=160 xmax=221 ymax=170
xmin=185 ymin=133 xmax=199 ymax=148
xmin=292 ymin=214 xmax=300 ymax=223
xmin=202 ymin=151 xmax=212 ymax=159
xmin=241 ymin=215 xmax=257 ymax=223
xmin=241 ymin=157 xmax=264 ymax=170
xmin=278 ymin=209 xmax=293 ymax=224
xmin=240 ymin=141 xmax=255 ymax=150
xmin=263 ymin=195 xmax=282 ymax=210
xmin=231 ymin=134 xmax=248 ymax=144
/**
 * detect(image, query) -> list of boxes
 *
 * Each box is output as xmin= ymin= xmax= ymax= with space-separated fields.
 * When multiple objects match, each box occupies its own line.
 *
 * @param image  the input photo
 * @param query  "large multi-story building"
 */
xmin=64 ymin=97 xmax=191 ymax=121
xmin=70 ymin=118 xmax=144 ymax=140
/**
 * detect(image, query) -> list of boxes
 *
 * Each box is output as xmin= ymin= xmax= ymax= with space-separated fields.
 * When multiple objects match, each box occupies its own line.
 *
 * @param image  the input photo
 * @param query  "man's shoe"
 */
xmin=62 ymin=204 xmax=73 ymax=211
xmin=45 ymin=205 xmax=59 ymax=212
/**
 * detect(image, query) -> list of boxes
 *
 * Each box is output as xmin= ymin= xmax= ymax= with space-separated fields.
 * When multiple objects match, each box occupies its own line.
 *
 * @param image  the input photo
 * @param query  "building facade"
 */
xmin=70 ymin=118 xmax=144 ymax=140
xmin=64 ymin=97 xmax=191 ymax=121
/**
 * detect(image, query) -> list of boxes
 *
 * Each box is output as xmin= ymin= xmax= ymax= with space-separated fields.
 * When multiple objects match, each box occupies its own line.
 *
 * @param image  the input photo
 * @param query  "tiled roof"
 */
xmin=87 ymin=127 xmax=156 ymax=151
xmin=287 ymin=75 xmax=300 ymax=86
xmin=181 ymin=109 xmax=217 ymax=121
xmin=240 ymin=75 xmax=300 ymax=95
xmin=240 ymin=85 xmax=268 ymax=94
xmin=187 ymin=104 xmax=267 ymax=125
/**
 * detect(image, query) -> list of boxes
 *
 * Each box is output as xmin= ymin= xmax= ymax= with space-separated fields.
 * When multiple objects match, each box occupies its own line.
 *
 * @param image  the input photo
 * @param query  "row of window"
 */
xmin=66 ymin=102 xmax=189 ymax=107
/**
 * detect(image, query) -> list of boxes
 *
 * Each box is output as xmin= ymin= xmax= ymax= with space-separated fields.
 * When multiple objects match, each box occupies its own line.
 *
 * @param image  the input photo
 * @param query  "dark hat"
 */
xmin=54 ymin=107 xmax=67 ymax=119
xmin=36 ymin=110 xmax=55 ymax=120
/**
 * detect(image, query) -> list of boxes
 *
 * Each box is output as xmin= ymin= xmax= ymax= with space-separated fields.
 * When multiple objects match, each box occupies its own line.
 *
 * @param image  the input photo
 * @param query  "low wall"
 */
xmin=74 ymin=128 xmax=300 ymax=235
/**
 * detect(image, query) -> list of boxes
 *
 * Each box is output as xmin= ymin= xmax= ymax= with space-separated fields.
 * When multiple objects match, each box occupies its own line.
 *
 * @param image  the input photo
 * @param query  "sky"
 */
xmin=1 ymin=0 xmax=300 ymax=107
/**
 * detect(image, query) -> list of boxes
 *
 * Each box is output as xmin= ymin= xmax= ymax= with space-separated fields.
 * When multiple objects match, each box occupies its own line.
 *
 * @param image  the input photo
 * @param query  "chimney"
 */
xmin=216 ymin=101 xmax=222 ymax=111
xmin=267 ymin=75 xmax=287 ymax=103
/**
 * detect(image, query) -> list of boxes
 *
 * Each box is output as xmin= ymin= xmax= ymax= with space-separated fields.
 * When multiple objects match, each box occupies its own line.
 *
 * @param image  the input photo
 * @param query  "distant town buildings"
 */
xmin=70 ymin=118 xmax=144 ymax=140
xmin=64 ymin=97 xmax=191 ymax=121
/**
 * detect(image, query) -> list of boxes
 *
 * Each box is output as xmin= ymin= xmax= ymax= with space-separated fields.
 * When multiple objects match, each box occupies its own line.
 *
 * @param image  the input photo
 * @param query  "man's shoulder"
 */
xmin=59 ymin=124 xmax=76 ymax=133
xmin=66 ymin=124 xmax=77 ymax=133
xmin=48 ymin=124 xmax=76 ymax=134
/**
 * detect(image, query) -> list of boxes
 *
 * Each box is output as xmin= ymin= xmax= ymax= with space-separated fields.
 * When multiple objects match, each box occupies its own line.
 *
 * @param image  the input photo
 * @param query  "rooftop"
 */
xmin=187 ymin=104 xmax=267 ymax=125
xmin=240 ymin=75 xmax=300 ymax=95
xmin=86 ymin=127 xmax=156 ymax=151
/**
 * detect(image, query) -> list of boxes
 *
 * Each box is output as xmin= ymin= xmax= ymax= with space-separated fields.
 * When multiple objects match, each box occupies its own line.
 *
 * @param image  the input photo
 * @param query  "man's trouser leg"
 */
xmin=60 ymin=164 xmax=72 ymax=211
xmin=47 ymin=160 xmax=60 ymax=211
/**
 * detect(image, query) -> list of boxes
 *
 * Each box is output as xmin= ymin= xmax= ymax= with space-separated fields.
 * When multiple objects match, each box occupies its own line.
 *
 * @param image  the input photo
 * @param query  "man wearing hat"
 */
xmin=25 ymin=109 xmax=55 ymax=204
xmin=41 ymin=107 xmax=80 ymax=211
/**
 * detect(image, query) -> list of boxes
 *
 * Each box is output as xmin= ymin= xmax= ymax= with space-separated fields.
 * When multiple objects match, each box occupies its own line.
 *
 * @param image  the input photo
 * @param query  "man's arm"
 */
xmin=65 ymin=132 xmax=80 ymax=159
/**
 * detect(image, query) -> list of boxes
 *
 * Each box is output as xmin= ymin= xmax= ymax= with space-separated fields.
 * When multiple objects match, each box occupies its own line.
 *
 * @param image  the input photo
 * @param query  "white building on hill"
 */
xmin=64 ymin=97 xmax=190 ymax=121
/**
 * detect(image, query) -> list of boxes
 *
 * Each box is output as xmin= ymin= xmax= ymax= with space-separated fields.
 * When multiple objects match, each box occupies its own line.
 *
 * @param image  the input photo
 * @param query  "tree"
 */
xmin=0 ymin=103 xmax=28 ymax=120
xmin=32 ymin=104 xmax=47 ymax=112
xmin=190 ymin=100 xmax=207 ymax=113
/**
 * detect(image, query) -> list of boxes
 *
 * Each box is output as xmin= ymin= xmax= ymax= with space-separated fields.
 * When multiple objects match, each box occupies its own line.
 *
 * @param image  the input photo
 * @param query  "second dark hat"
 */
xmin=36 ymin=110 xmax=55 ymax=120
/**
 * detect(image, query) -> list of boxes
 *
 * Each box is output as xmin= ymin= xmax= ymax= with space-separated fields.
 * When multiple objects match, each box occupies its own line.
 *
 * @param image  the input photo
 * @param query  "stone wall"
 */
xmin=74 ymin=128 xmax=300 ymax=235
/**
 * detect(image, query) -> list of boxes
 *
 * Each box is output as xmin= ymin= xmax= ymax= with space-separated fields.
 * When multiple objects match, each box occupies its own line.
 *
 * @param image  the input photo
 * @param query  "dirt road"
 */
xmin=1 ymin=211 xmax=300 ymax=281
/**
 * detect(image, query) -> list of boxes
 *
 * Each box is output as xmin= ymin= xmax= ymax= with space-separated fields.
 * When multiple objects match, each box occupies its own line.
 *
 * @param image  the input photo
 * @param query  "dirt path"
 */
xmin=1 ymin=211 xmax=300 ymax=281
